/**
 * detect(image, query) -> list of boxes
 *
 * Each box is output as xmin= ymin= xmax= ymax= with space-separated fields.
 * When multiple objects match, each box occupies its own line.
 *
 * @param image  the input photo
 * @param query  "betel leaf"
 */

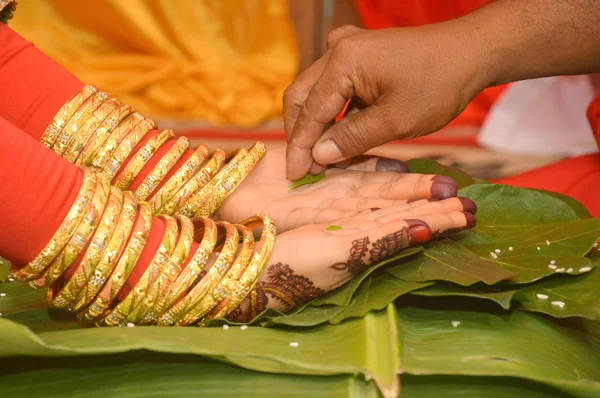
xmin=386 ymin=240 xmax=515 ymax=286
xmin=325 ymin=225 xmax=342 ymax=231
xmin=409 ymin=282 xmax=516 ymax=310
xmin=396 ymin=306 xmax=600 ymax=397
xmin=289 ymin=172 xmax=326 ymax=191
xmin=0 ymin=258 xmax=8 ymax=282
xmin=407 ymin=158 xmax=476 ymax=189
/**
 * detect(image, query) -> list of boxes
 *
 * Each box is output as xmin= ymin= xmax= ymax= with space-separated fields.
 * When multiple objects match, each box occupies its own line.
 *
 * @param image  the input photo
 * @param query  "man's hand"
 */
xmin=284 ymin=23 xmax=485 ymax=181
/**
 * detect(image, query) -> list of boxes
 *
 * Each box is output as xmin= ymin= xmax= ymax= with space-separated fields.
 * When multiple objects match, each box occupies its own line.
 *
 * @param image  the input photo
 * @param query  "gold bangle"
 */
xmin=207 ymin=215 xmax=276 ymax=321
xmin=10 ymin=170 xmax=98 ymax=281
xmin=41 ymin=85 xmax=97 ymax=148
xmin=177 ymin=149 xmax=247 ymax=218
xmin=189 ymin=224 xmax=254 ymax=325
xmin=52 ymin=92 xmax=110 ymax=156
xmin=163 ymin=149 xmax=226 ymax=216
xmin=102 ymin=117 xmax=156 ymax=182
xmin=76 ymin=103 xmax=134 ymax=167
xmin=135 ymin=136 xmax=190 ymax=202
xmin=82 ymin=200 xmax=152 ymax=323
xmin=49 ymin=185 xmax=128 ymax=310
xmin=63 ymin=99 xmax=120 ymax=164
xmin=105 ymin=215 xmax=179 ymax=326
xmin=70 ymin=189 xmax=139 ymax=313
xmin=155 ymin=217 xmax=218 ymax=324
xmin=138 ymin=215 xmax=195 ymax=325
xmin=89 ymin=112 xmax=145 ymax=174
xmin=149 ymin=145 xmax=209 ymax=215
xmin=113 ymin=129 xmax=175 ymax=191
xmin=29 ymin=176 xmax=111 ymax=290
xmin=195 ymin=142 xmax=266 ymax=218
xmin=169 ymin=222 xmax=240 ymax=326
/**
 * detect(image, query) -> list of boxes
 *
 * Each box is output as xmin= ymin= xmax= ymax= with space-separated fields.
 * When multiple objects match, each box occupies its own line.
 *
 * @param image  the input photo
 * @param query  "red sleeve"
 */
xmin=0 ymin=24 xmax=193 ymax=193
xmin=0 ymin=115 xmax=197 ymax=299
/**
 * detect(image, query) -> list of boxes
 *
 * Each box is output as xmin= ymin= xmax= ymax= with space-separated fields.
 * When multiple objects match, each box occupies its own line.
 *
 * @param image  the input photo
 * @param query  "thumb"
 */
xmin=312 ymin=103 xmax=393 ymax=164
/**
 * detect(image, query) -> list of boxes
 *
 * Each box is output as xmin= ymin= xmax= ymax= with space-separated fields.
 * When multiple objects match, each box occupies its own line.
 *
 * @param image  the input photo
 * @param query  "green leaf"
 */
xmin=325 ymin=225 xmax=343 ymax=231
xmin=410 ymin=282 xmax=516 ymax=310
xmin=407 ymin=158 xmax=476 ymax=189
xmin=386 ymin=240 xmax=515 ymax=286
xmin=289 ymin=172 xmax=326 ymax=191
xmin=0 ymin=258 xmax=8 ymax=282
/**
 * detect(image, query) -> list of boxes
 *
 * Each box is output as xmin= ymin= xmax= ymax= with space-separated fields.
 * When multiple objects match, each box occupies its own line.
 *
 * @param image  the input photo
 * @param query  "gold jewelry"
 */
xmin=177 ymin=149 xmax=247 ymax=218
xmin=207 ymin=215 xmax=276 ymax=321
xmin=102 ymin=117 xmax=156 ymax=182
xmin=154 ymin=217 xmax=218 ymax=324
xmin=138 ymin=215 xmax=195 ymax=325
xmin=162 ymin=149 xmax=226 ymax=216
xmin=113 ymin=129 xmax=175 ymax=191
xmin=149 ymin=145 xmax=209 ymax=215
xmin=41 ymin=85 xmax=97 ymax=148
xmin=63 ymin=99 xmax=120 ymax=163
xmin=89 ymin=112 xmax=145 ymax=174
xmin=189 ymin=224 xmax=254 ymax=325
xmin=105 ymin=215 xmax=179 ymax=326
xmin=29 ymin=176 xmax=111 ymax=290
xmin=82 ymin=199 xmax=152 ymax=322
xmin=52 ymin=92 xmax=110 ymax=156
xmin=10 ymin=170 xmax=98 ymax=281
xmin=170 ymin=222 xmax=240 ymax=326
xmin=135 ymin=136 xmax=190 ymax=202
xmin=70 ymin=188 xmax=138 ymax=313
xmin=76 ymin=103 xmax=134 ymax=167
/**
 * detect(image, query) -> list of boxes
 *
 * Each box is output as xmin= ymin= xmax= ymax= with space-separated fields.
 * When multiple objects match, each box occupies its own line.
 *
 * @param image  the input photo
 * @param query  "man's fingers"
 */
xmin=326 ymin=25 xmax=362 ymax=50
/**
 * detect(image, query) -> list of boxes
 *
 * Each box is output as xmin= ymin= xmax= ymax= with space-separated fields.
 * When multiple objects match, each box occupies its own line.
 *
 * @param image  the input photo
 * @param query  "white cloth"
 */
xmin=477 ymin=76 xmax=598 ymax=157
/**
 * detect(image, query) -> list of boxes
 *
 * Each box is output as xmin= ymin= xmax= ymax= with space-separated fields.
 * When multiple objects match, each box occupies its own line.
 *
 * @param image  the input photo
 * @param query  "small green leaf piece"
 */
xmin=289 ymin=172 xmax=326 ymax=191
xmin=326 ymin=225 xmax=342 ymax=231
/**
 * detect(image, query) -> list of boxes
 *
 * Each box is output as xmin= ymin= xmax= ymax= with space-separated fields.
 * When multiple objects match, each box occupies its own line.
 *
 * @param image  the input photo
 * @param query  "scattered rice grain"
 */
xmin=551 ymin=301 xmax=565 ymax=308
xmin=548 ymin=264 xmax=557 ymax=270
xmin=579 ymin=266 xmax=592 ymax=273
xmin=566 ymin=268 xmax=574 ymax=273
xmin=546 ymin=240 xmax=551 ymax=245
xmin=537 ymin=247 xmax=541 ymax=251
xmin=508 ymin=246 xmax=513 ymax=251
xmin=555 ymin=268 xmax=565 ymax=273
xmin=222 ymin=324 xmax=229 ymax=330
xmin=289 ymin=342 xmax=299 ymax=348
xmin=490 ymin=252 xmax=498 ymax=259
xmin=127 ymin=322 xmax=135 ymax=328
xmin=536 ymin=294 xmax=549 ymax=300
xmin=451 ymin=321 xmax=461 ymax=327
xmin=240 ymin=325 xmax=248 ymax=330
xmin=494 ymin=249 xmax=501 ymax=253
xmin=8 ymin=277 xmax=14 ymax=282
xmin=0 ymin=293 xmax=5 ymax=297
xmin=550 ymin=260 xmax=556 ymax=265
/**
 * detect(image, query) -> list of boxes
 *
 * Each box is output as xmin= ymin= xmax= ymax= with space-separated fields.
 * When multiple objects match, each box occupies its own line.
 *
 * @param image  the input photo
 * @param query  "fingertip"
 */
xmin=405 ymin=219 xmax=432 ymax=245
xmin=286 ymin=147 xmax=314 ymax=181
xmin=458 ymin=197 xmax=478 ymax=214
xmin=432 ymin=175 xmax=456 ymax=185
xmin=375 ymin=157 xmax=410 ymax=173
xmin=463 ymin=211 xmax=477 ymax=229
xmin=310 ymin=161 xmax=327 ymax=175
xmin=430 ymin=181 xmax=458 ymax=199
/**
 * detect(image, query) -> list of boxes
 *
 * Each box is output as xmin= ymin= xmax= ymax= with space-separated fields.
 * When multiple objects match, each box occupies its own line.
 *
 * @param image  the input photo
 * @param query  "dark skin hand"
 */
xmin=284 ymin=0 xmax=600 ymax=181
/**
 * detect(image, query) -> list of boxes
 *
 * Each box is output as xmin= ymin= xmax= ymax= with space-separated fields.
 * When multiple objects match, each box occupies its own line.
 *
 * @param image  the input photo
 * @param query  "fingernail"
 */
xmin=314 ymin=139 xmax=343 ymax=164
xmin=432 ymin=175 xmax=456 ymax=185
xmin=431 ymin=182 xmax=457 ymax=199
xmin=376 ymin=158 xmax=410 ymax=173
xmin=459 ymin=197 xmax=478 ymax=214
xmin=405 ymin=219 xmax=432 ymax=245
xmin=464 ymin=212 xmax=477 ymax=229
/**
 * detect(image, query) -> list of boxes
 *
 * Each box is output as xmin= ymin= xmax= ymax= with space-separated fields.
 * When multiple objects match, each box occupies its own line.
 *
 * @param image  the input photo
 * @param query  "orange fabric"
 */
xmin=353 ymin=0 xmax=508 ymax=127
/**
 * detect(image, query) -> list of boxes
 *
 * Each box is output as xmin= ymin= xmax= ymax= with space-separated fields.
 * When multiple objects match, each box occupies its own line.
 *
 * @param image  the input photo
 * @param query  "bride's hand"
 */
xmin=229 ymin=196 xmax=476 ymax=322
xmin=216 ymin=147 xmax=458 ymax=232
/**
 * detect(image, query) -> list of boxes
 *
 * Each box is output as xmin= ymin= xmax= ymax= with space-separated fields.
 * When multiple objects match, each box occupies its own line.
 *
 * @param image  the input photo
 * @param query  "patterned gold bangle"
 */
xmin=41 ymin=85 xmax=97 ymax=148
xmin=135 ymin=136 xmax=190 ymax=202
xmin=63 ymin=99 xmax=120 ymax=164
xmin=105 ymin=215 xmax=179 ymax=326
xmin=162 ymin=149 xmax=226 ymax=216
xmin=138 ymin=215 xmax=195 ymax=325
xmin=149 ymin=145 xmax=209 ymax=215
xmin=29 ymin=177 xmax=111 ymax=290
xmin=207 ymin=215 xmax=276 ymax=321
xmin=49 ymin=185 xmax=129 ymax=310
xmin=82 ymin=200 xmax=152 ymax=323
xmin=10 ymin=170 xmax=98 ymax=281
xmin=195 ymin=142 xmax=266 ymax=218
xmin=154 ymin=217 xmax=218 ymax=324
xmin=70 ymin=188 xmax=139 ymax=313
xmin=177 ymin=149 xmax=247 ymax=218
xmin=113 ymin=129 xmax=175 ymax=191
xmin=190 ymin=224 xmax=254 ymax=325
xmin=169 ymin=222 xmax=240 ymax=326
xmin=52 ymin=92 xmax=110 ymax=156
xmin=89 ymin=112 xmax=145 ymax=173
xmin=76 ymin=103 xmax=134 ymax=167
xmin=102 ymin=117 xmax=156 ymax=182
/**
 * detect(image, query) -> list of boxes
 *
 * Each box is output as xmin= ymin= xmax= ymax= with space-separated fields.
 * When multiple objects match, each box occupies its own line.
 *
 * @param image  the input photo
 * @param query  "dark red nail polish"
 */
xmin=458 ymin=197 xmax=478 ymax=214
xmin=432 ymin=175 xmax=456 ymax=185
xmin=463 ymin=212 xmax=477 ymax=229
xmin=431 ymin=182 xmax=457 ymax=199
xmin=376 ymin=157 xmax=410 ymax=173
xmin=405 ymin=219 xmax=432 ymax=245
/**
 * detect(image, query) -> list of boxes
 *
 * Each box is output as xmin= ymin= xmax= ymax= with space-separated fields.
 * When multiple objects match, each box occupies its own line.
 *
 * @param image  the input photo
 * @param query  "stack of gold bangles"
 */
xmin=40 ymin=85 xmax=266 ymax=218
xmin=11 ymin=171 xmax=276 ymax=326
xmin=9 ymin=85 xmax=277 ymax=326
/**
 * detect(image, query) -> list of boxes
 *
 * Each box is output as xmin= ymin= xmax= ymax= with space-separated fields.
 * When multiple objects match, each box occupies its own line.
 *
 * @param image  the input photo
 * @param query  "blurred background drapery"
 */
xmin=10 ymin=0 xmax=299 ymax=127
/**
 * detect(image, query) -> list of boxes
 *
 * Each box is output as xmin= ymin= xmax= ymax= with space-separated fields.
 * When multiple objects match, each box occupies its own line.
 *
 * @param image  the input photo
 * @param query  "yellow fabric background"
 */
xmin=11 ymin=0 xmax=298 ymax=127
